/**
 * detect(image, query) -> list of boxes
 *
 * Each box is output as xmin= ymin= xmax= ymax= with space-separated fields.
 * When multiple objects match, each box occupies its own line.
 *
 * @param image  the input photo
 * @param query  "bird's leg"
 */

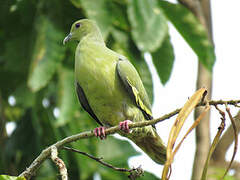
xmin=119 ymin=120 xmax=132 ymax=133
xmin=94 ymin=127 xmax=106 ymax=140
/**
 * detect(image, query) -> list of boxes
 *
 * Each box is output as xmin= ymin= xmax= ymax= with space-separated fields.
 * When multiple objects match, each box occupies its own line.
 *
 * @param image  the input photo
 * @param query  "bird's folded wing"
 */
xmin=116 ymin=58 xmax=152 ymax=120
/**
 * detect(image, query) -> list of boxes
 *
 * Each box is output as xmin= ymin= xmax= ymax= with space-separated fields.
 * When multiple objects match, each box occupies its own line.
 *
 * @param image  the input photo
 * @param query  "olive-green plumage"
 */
xmin=63 ymin=19 xmax=166 ymax=164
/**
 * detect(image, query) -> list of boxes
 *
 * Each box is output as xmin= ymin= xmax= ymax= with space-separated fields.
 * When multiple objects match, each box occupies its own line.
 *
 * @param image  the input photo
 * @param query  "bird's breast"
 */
xmin=75 ymin=46 xmax=132 ymax=125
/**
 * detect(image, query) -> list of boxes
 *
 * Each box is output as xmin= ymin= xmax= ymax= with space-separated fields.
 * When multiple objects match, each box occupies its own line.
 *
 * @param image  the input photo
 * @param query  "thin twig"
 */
xmin=201 ymin=105 xmax=226 ymax=180
xmin=18 ymin=99 xmax=240 ymax=180
xmin=63 ymin=146 xmax=144 ymax=180
xmin=221 ymin=105 xmax=238 ymax=179
xmin=212 ymin=111 xmax=240 ymax=162
xmin=201 ymin=99 xmax=240 ymax=106
xmin=63 ymin=146 xmax=132 ymax=172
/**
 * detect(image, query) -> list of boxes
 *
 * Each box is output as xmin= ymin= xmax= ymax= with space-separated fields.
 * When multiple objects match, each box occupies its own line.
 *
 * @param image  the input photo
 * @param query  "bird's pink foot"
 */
xmin=119 ymin=120 xmax=132 ymax=133
xmin=94 ymin=127 xmax=106 ymax=140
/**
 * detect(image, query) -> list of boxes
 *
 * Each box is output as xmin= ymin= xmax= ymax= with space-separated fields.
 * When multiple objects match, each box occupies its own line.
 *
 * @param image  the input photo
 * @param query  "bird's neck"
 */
xmin=81 ymin=27 xmax=105 ymax=46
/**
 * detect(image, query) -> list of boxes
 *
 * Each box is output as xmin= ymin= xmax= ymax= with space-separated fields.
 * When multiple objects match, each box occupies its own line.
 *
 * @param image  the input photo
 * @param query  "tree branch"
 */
xmin=62 ymin=146 xmax=132 ymax=172
xmin=62 ymin=146 xmax=144 ymax=179
xmin=51 ymin=146 xmax=68 ymax=180
xmin=18 ymin=99 xmax=240 ymax=180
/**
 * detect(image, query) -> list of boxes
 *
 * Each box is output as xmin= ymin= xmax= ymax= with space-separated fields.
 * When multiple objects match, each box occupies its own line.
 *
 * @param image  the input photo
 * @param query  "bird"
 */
xmin=63 ymin=19 xmax=166 ymax=164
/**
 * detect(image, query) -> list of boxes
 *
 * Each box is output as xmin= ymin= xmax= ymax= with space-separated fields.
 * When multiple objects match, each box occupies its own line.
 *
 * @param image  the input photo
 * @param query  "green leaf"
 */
xmin=158 ymin=1 xmax=215 ymax=71
xmin=56 ymin=67 xmax=79 ymax=127
xmin=98 ymin=136 xmax=140 ymax=180
xmin=127 ymin=0 xmax=168 ymax=52
xmin=80 ymin=0 xmax=112 ymax=39
xmin=151 ymin=34 xmax=175 ymax=84
xmin=97 ymin=136 xmax=140 ymax=166
xmin=111 ymin=29 xmax=154 ymax=103
xmin=107 ymin=2 xmax=129 ymax=31
xmin=0 ymin=175 xmax=25 ymax=180
xmin=27 ymin=16 xmax=65 ymax=92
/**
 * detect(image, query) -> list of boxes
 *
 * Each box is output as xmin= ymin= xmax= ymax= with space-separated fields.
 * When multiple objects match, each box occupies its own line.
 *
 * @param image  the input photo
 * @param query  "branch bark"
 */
xmin=18 ymin=99 xmax=240 ymax=180
xmin=63 ymin=146 xmax=144 ymax=180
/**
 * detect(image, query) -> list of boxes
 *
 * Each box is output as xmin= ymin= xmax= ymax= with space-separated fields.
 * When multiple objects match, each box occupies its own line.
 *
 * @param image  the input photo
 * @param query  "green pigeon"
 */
xmin=63 ymin=19 xmax=166 ymax=164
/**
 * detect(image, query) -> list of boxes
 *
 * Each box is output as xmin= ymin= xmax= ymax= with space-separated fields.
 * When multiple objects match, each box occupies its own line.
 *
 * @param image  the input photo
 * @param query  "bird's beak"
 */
xmin=63 ymin=33 xmax=72 ymax=45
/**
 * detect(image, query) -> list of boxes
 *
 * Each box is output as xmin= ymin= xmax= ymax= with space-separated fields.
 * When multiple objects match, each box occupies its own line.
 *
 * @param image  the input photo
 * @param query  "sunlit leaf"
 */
xmin=27 ymin=16 xmax=65 ymax=92
xmin=127 ymin=0 xmax=168 ymax=52
xmin=158 ymin=1 xmax=215 ymax=71
xmin=0 ymin=175 xmax=25 ymax=180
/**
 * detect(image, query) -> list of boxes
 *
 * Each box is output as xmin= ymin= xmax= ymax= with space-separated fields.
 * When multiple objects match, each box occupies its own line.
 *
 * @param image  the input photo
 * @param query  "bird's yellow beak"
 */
xmin=63 ymin=33 xmax=72 ymax=45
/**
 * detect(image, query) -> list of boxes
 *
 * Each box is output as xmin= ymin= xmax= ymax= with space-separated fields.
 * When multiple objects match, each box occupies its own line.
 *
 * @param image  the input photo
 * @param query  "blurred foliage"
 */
xmin=0 ymin=0 xmax=215 ymax=179
xmin=0 ymin=175 xmax=25 ymax=180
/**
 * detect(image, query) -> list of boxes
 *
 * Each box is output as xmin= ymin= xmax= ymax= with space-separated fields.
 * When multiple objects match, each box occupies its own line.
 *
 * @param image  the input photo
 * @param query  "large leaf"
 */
xmin=27 ymin=16 xmax=65 ymax=92
xmin=127 ymin=0 xmax=168 ymax=52
xmin=158 ymin=1 xmax=215 ymax=71
xmin=79 ymin=0 xmax=112 ymax=39
xmin=107 ymin=2 xmax=129 ymax=31
xmin=56 ymin=67 xmax=79 ymax=127
xmin=111 ymin=29 xmax=154 ymax=103
xmin=151 ymin=34 xmax=175 ymax=84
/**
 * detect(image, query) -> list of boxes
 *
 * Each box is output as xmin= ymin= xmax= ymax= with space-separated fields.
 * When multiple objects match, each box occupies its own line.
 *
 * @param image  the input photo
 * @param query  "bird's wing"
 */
xmin=116 ymin=58 xmax=153 ymax=120
xmin=76 ymin=82 xmax=103 ymax=126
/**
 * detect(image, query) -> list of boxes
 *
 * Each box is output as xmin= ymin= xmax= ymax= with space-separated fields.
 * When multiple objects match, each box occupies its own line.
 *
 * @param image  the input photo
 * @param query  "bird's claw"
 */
xmin=94 ymin=127 xmax=106 ymax=140
xmin=119 ymin=120 xmax=132 ymax=133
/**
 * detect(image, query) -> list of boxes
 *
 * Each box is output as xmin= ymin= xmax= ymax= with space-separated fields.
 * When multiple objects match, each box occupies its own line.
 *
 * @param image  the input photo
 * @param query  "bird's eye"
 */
xmin=75 ymin=23 xmax=81 ymax=28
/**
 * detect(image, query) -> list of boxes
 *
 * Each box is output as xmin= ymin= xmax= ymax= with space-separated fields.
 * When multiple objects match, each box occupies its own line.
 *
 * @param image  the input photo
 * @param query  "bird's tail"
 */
xmin=131 ymin=128 xmax=166 ymax=165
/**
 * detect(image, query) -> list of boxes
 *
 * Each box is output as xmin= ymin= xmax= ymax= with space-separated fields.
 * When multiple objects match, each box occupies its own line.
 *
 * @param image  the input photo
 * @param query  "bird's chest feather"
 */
xmin=75 ymin=44 xmax=129 ymax=125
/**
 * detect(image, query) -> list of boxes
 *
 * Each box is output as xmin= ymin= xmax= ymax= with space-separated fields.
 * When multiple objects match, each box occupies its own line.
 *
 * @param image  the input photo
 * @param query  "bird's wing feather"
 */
xmin=116 ymin=58 xmax=153 ymax=120
xmin=76 ymin=82 xmax=103 ymax=126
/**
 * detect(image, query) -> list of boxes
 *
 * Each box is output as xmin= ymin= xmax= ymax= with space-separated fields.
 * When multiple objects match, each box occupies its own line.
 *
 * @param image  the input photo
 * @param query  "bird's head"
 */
xmin=63 ymin=19 xmax=99 ymax=45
